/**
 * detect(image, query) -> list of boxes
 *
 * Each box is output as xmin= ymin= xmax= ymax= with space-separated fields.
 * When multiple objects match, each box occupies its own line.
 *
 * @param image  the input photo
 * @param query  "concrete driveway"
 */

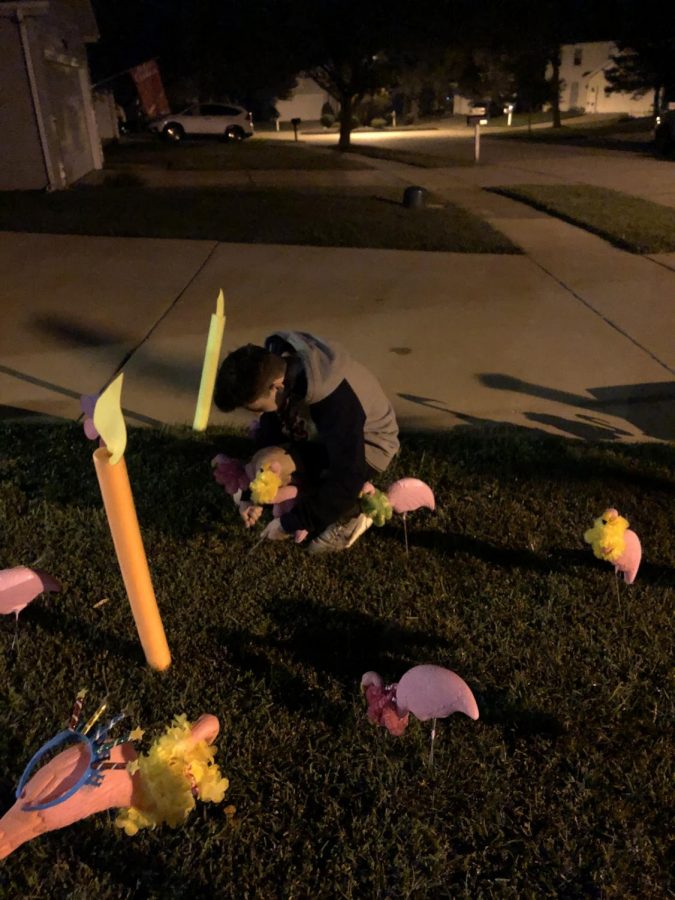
xmin=302 ymin=126 xmax=675 ymax=208
xmin=1 ymin=135 xmax=673 ymax=442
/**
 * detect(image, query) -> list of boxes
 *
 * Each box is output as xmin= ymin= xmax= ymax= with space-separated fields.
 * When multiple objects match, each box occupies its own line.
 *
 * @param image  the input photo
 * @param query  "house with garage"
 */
xmin=274 ymin=75 xmax=334 ymax=124
xmin=0 ymin=0 xmax=102 ymax=190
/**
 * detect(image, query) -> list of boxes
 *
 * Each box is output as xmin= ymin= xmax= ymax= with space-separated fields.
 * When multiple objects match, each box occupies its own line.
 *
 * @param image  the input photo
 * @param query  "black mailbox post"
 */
xmin=291 ymin=117 xmax=301 ymax=141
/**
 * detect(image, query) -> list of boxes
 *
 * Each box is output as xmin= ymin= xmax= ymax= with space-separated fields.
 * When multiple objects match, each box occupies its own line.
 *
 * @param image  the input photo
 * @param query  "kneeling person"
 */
xmin=213 ymin=332 xmax=399 ymax=554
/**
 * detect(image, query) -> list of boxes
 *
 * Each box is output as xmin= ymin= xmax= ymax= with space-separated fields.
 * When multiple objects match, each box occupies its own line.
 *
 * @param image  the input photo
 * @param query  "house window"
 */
xmin=573 ymin=47 xmax=583 ymax=66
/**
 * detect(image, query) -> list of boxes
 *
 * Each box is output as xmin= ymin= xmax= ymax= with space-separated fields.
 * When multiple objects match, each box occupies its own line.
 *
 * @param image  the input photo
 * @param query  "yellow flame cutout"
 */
xmin=93 ymin=373 xmax=127 ymax=465
xmin=193 ymin=289 xmax=226 ymax=432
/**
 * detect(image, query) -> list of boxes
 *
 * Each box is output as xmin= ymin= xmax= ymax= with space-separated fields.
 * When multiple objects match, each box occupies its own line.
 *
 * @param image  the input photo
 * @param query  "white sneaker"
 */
xmin=307 ymin=513 xmax=373 ymax=555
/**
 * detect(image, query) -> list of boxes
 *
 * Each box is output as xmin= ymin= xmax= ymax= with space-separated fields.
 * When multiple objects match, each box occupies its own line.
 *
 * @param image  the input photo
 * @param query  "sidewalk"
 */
xmin=338 ymin=151 xmax=675 ymax=372
xmin=1 ymin=147 xmax=673 ymax=443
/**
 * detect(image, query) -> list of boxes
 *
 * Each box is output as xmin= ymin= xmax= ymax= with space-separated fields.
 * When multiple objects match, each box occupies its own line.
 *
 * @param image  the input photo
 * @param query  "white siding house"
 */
xmin=275 ymin=76 xmax=333 ymax=123
xmin=0 ymin=0 xmax=103 ymax=190
xmin=558 ymin=41 xmax=654 ymax=116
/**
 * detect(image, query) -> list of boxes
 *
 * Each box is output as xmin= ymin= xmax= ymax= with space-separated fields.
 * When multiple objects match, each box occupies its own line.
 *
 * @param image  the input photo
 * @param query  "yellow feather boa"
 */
xmin=115 ymin=715 xmax=229 ymax=836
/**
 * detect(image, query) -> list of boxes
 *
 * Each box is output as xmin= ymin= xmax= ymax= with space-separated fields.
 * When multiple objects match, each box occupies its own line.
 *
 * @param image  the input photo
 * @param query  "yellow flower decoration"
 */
xmin=583 ymin=509 xmax=629 ymax=562
xmin=249 ymin=464 xmax=282 ymax=505
xmin=115 ymin=715 xmax=229 ymax=836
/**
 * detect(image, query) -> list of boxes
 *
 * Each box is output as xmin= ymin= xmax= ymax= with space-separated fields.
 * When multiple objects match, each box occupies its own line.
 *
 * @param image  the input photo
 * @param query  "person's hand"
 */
xmin=260 ymin=518 xmax=291 ymax=541
xmin=238 ymin=502 xmax=263 ymax=528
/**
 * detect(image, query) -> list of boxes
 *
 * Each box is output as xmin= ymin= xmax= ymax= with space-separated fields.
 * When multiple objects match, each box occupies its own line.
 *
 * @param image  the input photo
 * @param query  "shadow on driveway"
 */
xmin=400 ymin=373 xmax=675 ymax=442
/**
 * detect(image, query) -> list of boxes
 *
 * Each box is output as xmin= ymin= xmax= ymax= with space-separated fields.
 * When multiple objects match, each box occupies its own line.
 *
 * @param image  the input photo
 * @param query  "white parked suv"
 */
xmin=149 ymin=103 xmax=254 ymax=142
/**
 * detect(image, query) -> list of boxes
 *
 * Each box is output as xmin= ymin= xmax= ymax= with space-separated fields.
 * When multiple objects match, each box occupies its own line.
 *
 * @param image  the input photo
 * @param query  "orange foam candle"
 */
xmin=93 ymin=448 xmax=171 ymax=671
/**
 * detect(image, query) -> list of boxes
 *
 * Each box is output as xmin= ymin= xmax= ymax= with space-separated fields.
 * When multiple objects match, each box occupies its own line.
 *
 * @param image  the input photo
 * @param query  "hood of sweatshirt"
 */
xmin=268 ymin=331 xmax=349 ymax=404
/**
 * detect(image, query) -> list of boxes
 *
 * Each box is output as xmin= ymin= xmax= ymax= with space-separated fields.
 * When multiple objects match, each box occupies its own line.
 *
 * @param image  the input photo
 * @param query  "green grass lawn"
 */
xmin=487 ymin=111 xmax=581 ymax=129
xmin=105 ymin=137 xmax=372 ymax=171
xmin=489 ymin=184 xmax=675 ymax=253
xmin=492 ymin=115 xmax=654 ymax=148
xmin=0 ymin=423 xmax=672 ymax=898
xmin=0 ymin=187 xmax=518 ymax=253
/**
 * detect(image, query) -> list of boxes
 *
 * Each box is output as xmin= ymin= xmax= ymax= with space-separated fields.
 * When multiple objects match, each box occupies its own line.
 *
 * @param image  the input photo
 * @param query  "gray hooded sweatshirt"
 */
xmin=258 ymin=331 xmax=399 ymax=534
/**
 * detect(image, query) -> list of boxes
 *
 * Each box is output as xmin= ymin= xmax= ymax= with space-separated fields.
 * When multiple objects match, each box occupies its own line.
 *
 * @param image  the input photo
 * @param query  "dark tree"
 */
xmin=297 ymin=0 xmax=462 ymax=147
xmin=480 ymin=0 xmax=609 ymax=128
xmin=296 ymin=0 xmax=400 ymax=149
xmin=604 ymin=2 xmax=675 ymax=114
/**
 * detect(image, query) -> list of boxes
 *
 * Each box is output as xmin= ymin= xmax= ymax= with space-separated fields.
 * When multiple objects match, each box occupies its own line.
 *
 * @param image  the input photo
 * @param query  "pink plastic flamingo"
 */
xmin=0 ymin=714 xmax=220 ymax=860
xmin=614 ymin=530 xmax=642 ymax=585
xmin=0 ymin=567 xmax=61 ymax=648
xmin=361 ymin=676 xmax=410 ymax=736
xmin=387 ymin=478 xmax=436 ymax=553
xmin=362 ymin=664 xmax=478 ymax=764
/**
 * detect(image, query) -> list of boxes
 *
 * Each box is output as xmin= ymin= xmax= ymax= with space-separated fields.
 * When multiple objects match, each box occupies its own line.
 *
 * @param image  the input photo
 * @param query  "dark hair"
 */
xmin=213 ymin=344 xmax=284 ymax=412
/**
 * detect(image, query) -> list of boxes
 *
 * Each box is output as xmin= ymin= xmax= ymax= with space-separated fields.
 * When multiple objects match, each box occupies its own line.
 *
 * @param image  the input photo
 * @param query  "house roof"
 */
xmin=0 ymin=0 xmax=98 ymax=42
xmin=0 ymin=2 xmax=50 ymax=15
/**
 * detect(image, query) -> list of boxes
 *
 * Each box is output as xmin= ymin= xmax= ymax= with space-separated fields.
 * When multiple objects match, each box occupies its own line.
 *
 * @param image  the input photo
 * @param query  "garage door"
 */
xmin=47 ymin=60 xmax=94 ymax=185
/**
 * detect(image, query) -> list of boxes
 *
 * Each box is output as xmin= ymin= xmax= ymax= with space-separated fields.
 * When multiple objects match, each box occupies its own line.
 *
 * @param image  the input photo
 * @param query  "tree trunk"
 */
xmin=653 ymin=83 xmax=662 ymax=117
xmin=338 ymin=91 xmax=353 ymax=150
xmin=550 ymin=48 xmax=562 ymax=128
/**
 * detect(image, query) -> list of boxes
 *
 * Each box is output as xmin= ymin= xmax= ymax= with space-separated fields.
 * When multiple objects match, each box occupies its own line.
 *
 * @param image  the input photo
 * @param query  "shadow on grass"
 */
xmin=218 ymin=598 xmax=458 ymax=725
xmin=0 ymin=420 xmax=253 ymax=539
xmin=219 ymin=599 xmax=576 ymax=750
xmin=406 ymin=529 xmax=674 ymax=586
xmin=0 ymin=186 xmax=518 ymax=253
xmin=74 ymin=836 xmax=213 ymax=898
xmin=477 ymin=689 xmax=566 ymax=743
xmin=406 ymin=528 xmax=591 ymax=571
xmin=26 ymin=605 xmax=143 ymax=665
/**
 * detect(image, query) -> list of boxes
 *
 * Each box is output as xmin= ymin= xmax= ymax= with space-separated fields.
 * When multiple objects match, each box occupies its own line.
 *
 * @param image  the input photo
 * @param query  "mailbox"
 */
xmin=467 ymin=103 xmax=489 ymax=126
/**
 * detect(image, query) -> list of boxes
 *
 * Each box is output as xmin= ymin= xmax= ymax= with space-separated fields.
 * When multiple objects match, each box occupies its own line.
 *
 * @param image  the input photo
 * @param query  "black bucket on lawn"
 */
xmin=402 ymin=186 xmax=427 ymax=209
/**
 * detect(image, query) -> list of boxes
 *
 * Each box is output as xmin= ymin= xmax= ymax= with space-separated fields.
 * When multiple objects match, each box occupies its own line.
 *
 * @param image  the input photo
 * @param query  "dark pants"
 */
xmin=288 ymin=443 xmax=379 ymax=521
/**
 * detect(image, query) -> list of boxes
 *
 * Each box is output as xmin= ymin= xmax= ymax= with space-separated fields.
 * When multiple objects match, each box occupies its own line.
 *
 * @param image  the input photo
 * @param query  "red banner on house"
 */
xmin=129 ymin=60 xmax=170 ymax=119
